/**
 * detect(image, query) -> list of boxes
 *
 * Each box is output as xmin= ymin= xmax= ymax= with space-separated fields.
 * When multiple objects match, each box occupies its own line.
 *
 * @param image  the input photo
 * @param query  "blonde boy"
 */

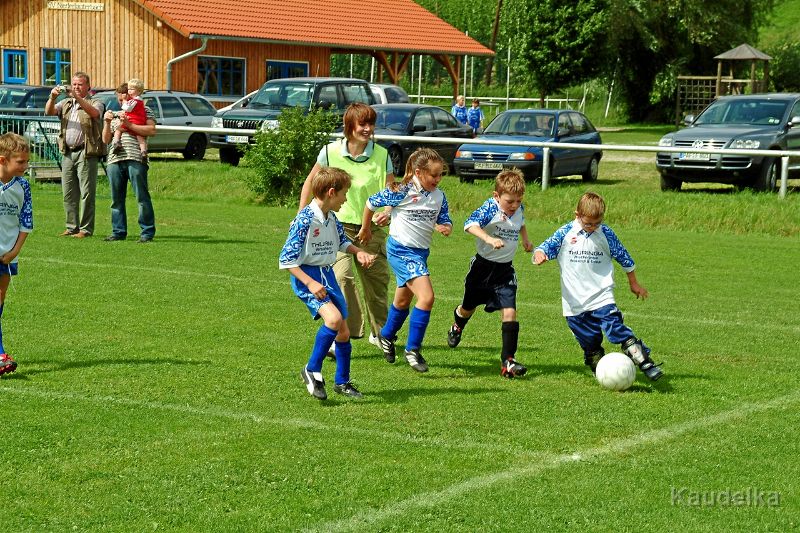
xmin=0 ymin=133 xmax=34 ymax=376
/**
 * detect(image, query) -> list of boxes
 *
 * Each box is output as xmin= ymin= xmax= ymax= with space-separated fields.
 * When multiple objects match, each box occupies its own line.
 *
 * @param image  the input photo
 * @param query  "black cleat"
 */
xmin=333 ymin=381 xmax=363 ymax=398
xmin=501 ymin=357 xmax=527 ymax=379
xmin=377 ymin=334 xmax=396 ymax=364
xmin=404 ymin=349 xmax=428 ymax=373
xmin=447 ymin=324 xmax=462 ymax=348
xmin=301 ymin=366 xmax=327 ymax=400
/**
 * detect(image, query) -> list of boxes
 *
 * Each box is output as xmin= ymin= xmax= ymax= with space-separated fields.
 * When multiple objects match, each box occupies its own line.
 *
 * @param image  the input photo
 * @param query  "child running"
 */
xmin=279 ymin=167 xmax=376 ymax=400
xmin=0 ymin=133 xmax=33 ymax=376
xmin=533 ymin=191 xmax=663 ymax=381
xmin=447 ymin=169 xmax=533 ymax=378
xmin=361 ymin=148 xmax=452 ymax=373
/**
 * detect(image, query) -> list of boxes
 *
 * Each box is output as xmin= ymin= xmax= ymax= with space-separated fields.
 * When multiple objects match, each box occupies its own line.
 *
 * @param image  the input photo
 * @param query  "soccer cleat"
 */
xmin=501 ymin=357 xmax=527 ymax=379
xmin=333 ymin=381 xmax=363 ymax=399
xmin=447 ymin=324 xmax=462 ymax=348
xmin=404 ymin=349 xmax=428 ymax=373
xmin=368 ymin=333 xmax=380 ymax=348
xmin=639 ymin=360 xmax=664 ymax=381
xmin=0 ymin=353 xmax=17 ymax=376
xmin=300 ymin=366 xmax=327 ymax=400
xmin=621 ymin=337 xmax=663 ymax=381
xmin=377 ymin=334 xmax=396 ymax=364
xmin=584 ymin=348 xmax=605 ymax=374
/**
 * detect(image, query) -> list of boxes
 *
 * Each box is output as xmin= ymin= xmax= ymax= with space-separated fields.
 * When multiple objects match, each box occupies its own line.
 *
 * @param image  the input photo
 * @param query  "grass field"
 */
xmin=2 ymin=150 xmax=798 ymax=531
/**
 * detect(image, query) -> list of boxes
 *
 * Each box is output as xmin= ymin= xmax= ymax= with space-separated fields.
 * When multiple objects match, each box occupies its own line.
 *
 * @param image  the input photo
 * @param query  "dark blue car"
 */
xmin=453 ymin=109 xmax=602 ymax=183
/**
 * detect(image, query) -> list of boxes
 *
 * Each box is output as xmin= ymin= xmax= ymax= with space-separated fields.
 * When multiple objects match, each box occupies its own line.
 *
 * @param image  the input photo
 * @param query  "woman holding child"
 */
xmin=298 ymin=103 xmax=394 ymax=348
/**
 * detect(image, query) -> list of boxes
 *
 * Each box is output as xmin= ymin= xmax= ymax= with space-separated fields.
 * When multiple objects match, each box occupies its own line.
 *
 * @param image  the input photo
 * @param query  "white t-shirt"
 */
xmin=0 ymin=177 xmax=33 ymax=261
xmin=464 ymin=197 xmax=524 ymax=263
xmin=535 ymin=219 xmax=636 ymax=316
xmin=279 ymin=201 xmax=351 ymax=269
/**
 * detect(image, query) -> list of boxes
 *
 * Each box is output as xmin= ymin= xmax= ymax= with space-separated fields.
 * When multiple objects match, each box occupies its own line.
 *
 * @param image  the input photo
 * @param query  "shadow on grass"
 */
xmin=4 ymin=356 xmax=203 ymax=379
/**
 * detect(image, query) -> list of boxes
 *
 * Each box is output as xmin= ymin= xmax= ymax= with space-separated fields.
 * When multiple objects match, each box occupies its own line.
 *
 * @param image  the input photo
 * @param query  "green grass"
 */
xmin=2 ymin=155 xmax=798 ymax=531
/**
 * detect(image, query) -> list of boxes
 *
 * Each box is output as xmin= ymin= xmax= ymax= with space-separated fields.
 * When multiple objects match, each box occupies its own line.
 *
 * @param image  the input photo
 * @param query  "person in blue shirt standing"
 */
xmin=451 ymin=94 xmax=468 ymax=125
xmin=466 ymin=98 xmax=485 ymax=135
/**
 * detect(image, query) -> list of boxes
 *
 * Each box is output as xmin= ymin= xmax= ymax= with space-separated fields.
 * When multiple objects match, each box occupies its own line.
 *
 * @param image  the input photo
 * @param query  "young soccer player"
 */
xmin=533 ymin=191 xmax=663 ymax=381
xmin=361 ymin=147 xmax=452 ymax=373
xmin=0 ymin=133 xmax=33 ymax=376
xmin=279 ymin=167 xmax=376 ymax=400
xmin=446 ymin=169 xmax=533 ymax=378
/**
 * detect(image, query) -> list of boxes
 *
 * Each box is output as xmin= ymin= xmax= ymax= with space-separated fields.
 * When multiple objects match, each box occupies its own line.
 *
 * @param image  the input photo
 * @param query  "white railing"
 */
xmin=161 ymin=125 xmax=800 ymax=199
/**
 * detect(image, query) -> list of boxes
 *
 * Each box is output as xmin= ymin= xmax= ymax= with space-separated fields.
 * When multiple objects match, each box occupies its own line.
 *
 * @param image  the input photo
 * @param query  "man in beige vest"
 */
xmin=45 ymin=72 xmax=105 ymax=238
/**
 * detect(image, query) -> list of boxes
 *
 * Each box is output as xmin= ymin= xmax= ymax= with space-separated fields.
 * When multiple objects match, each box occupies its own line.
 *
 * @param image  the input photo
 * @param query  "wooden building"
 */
xmin=1 ymin=0 xmax=493 ymax=106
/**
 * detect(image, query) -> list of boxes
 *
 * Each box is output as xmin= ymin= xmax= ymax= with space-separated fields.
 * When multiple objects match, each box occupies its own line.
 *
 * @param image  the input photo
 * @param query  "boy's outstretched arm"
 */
xmin=532 ymin=249 xmax=548 ymax=265
xmin=346 ymin=244 xmax=376 ymax=269
xmin=436 ymin=223 xmax=452 ymax=237
xmin=520 ymin=224 xmax=533 ymax=252
xmin=466 ymin=224 xmax=503 ymax=249
xmin=626 ymin=270 xmax=649 ymax=299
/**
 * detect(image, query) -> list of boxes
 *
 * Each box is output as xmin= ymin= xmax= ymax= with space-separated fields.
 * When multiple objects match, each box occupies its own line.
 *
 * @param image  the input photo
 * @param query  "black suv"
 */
xmin=656 ymin=93 xmax=800 ymax=191
xmin=210 ymin=77 xmax=375 ymax=165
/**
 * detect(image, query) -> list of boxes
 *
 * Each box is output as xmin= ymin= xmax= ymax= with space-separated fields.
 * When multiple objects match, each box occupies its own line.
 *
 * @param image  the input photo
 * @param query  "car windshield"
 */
xmin=249 ymin=82 xmax=313 ymax=109
xmin=0 ymin=88 xmax=27 ymax=106
xmin=694 ymin=99 xmax=789 ymax=126
xmin=375 ymin=108 xmax=411 ymax=131
xmin=484 ymin=112 xmax=556 ymax=136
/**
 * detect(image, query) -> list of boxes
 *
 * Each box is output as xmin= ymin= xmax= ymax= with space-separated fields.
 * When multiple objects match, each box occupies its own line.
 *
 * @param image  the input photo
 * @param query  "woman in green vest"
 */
xmin=299 ymin=103 xmax=395 ymax=351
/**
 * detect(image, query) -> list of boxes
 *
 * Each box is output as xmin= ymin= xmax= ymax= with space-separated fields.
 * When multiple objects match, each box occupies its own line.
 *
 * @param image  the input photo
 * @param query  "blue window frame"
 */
xmin=198 ymin=56 xmax=245 ymax=97
xmin=266 ymin=61 xmax=308 ymax=81
xmin=42 ymin=48 xmax=71 ymax=85
xmin=2 ymin=50 xmax=27 ymax=84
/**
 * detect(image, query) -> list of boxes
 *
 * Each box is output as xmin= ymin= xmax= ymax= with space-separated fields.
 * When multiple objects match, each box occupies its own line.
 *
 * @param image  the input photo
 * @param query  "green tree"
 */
xmin=240 ymin=107 xmax=337 ymax=205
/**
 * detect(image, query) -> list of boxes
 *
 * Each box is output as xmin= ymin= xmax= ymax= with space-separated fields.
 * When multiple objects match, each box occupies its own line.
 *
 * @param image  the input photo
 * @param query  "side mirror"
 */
xmin=412 ymin=124 xmax=427 ymax=133
xmin=788 ymin=116 xmax=800 ymax=128
xmin=683 ymin=114 xmax=695 ymax=126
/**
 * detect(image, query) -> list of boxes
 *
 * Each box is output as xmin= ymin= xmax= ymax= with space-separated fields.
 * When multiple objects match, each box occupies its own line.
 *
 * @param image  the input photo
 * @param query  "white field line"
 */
xmin=26 ymin=256 xmax=798 ymax=334
xmin=0 ymin=386 xmax=534 ymax=457
xmin=308 ymin=389 xmax=800 ymax=533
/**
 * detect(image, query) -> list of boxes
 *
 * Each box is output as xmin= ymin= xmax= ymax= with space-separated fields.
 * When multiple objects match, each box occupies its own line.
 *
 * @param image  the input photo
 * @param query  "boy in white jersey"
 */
xmin=533 ymin=192 xmax=663 ymax=381
xmin=0 ymin=133 xmax=34 ymax=376
xmin=361 ymin=148 xmax=452 ymax=373
xmin=279 ymin=168 xmax=376 ymax=400
xmin=447 ymin=169 xmax=533 ymax=378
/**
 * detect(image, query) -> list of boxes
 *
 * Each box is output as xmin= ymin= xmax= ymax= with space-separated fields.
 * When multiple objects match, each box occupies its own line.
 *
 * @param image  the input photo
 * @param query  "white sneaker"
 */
xmin=369 ymin=333 xmax=380 ymax=347
xmin=326 ymin=340 xmax=335 ymax=360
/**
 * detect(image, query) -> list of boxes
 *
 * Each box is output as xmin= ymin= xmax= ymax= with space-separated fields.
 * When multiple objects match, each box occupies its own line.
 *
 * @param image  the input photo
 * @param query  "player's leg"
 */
xmin=402 ymin=275 xmax=434 ymax=372
xmin=597 ymin=305 xmax=663 ymax=381
xmin=301 ymin=302 xmax=343 ymax=400
xmin=566 ymin=312 xmax=604 ymax=373
xmin=0 ymin=272 xmax=16 ymax=376
xmin=448 ymin=257 xmax=482 ymax=348
xmin=499 ymin=307 xmax=526 ymax=378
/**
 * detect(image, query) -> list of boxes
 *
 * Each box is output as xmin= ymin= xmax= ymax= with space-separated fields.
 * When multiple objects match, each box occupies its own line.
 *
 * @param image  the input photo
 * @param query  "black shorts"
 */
xmin=460 ymin=254 xmax=517 ymax=312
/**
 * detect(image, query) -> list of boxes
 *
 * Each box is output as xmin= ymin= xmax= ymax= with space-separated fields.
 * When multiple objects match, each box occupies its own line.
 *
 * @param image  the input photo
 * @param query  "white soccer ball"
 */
xmin=595 ymin=352 xmax=636 ymax=391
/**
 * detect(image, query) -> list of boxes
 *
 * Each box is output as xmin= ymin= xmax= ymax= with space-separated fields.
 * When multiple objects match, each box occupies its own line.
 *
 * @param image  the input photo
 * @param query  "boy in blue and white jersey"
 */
xmin=0 ymin=133 xmax=34 ymax=377
xmin=360 ymin=148 xmax=452 ymax=373
xmin=279 ymin=167 xmax=376 ymax=400
xmin=533 ymin=192 xmax=663 ymax=381
xmin=447 ymin=169 xmax=533 ymax=378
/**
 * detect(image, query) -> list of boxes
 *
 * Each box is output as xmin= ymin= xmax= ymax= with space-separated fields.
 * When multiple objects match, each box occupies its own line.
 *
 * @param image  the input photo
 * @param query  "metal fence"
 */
xmin=0 ymin=114 xmax=61 ymax=176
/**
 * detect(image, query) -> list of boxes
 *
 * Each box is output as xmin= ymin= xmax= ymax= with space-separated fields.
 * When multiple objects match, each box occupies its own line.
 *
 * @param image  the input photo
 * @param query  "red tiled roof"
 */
xmin=137 ymin=0 xmax=493 ymax=56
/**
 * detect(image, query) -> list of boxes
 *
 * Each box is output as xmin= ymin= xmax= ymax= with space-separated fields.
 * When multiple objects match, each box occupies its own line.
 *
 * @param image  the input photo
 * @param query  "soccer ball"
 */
xmin=595 ymin=352 xmax=636 ymax=391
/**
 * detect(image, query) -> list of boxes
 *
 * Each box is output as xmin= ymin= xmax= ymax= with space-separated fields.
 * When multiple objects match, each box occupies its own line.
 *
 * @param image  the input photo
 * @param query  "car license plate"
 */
xmin=475 ymin=162 xmax=503 ymax=170
xmin=679 ymin=152 xmax=710 ymax=161
xmin=226 ymin=135 xmax=250 ymax=144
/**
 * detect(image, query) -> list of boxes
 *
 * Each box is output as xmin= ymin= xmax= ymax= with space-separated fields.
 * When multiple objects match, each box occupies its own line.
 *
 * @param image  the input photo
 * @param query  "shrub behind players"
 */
xmin=447 ymin=169 xmax=533 ymax=378
xmin=533 ymin=191 xmax=663 ymax=381
xmin=360 ymin=148 xmax=452 ymax=373
xmin=279 ymin=167 xmax=376 ymax=400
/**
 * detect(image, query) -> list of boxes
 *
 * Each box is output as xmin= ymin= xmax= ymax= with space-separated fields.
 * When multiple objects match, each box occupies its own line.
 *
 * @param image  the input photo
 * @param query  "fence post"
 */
xmin=780 ymin=156 xmax=789 ymax=199
xmin=542 ymin=147 xmax=550 ymax=191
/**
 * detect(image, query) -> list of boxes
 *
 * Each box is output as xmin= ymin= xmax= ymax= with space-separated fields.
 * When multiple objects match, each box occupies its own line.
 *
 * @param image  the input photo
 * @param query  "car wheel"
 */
xmin=753 ymin=156 xmax=777 ymax=192
xmin=219 ymin=145 xmax=241 ymax=166
xmin=388 ymin=146 xmax=403 ymax=177
xmin=660 ymin=174 xmax=682 ymax=191
xmin=182 ymin=133 xmax=207 ymax=160
xmin=581 ymin=155 xmax=600 ymax=182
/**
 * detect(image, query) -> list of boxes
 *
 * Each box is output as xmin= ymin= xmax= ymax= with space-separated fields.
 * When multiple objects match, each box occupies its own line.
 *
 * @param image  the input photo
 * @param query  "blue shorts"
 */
xmin=0 ymin=263 xmax=18 ymax=276
xmin=290 ymin=264 xmax=348 ymax=320
xmin=387 ymin=236 xmax=429 ymax=287
xmin=565 ymin=303 xmax=643 ymax=354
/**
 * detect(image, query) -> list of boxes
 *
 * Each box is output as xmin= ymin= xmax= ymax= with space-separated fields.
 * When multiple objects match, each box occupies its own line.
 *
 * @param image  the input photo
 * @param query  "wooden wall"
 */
xmin=1 ymin=0 xmax=332 ymax=104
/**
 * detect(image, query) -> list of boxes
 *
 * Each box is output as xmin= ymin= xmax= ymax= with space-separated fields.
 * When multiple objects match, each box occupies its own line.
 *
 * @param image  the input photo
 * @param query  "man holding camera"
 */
xmin=45 ymin=72 xmax=105 ymax=238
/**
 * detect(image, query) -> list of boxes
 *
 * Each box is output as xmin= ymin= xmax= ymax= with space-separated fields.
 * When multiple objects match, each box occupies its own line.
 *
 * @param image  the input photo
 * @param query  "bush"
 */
xmin=240 ymin=107 xmax=338 ymax=205
xmin=767 ymin=42 xmax=800 ymax=92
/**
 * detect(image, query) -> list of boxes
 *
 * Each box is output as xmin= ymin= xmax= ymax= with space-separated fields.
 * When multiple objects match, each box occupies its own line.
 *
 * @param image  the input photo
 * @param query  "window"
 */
xmin=42 ymin=49 xmax=71 ymax=85
xmin=181 ymin=96 xmax=216 ymax=116
xmin=432 ymin=108 xmax=457 ymax=129
xmin=2 ymin=50 xmax=27 ymax=84
xmin=557 ymin=113 xmax=573 ymax=135
xmin=412 ymin=109 xmax=434 ymax=132
xmin=569 ymin=113 xmax=590 ymax=134
xmin=143 ymin=97 xmax=161 ymax=119
xmin=317 ymin=85 xmax=339 ymax=110
xmin=266 ymin=60 xmax=308 ymax=81
xmin=198 ymin=56 xmax=244 ymax=97
xmin=158 ymin=96 xmax=187 ymax=118
xmin=341 ymin=83 xmax=372 ymax=105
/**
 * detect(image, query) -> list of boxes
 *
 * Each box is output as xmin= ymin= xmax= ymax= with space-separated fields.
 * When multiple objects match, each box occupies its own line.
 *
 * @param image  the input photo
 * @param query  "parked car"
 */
xmin=0 ymin=84 xmax=62 ymax=116
xmin=656 ymin=93 xmax=800 ymax=191
xmin=373 ymin=103 xmax=473 ymax=176
xmin=453 ymin=109 xmax=602 ymax=183
xmin=211 ymin=77 xmax=376 ymax=165
xmin=370 ymin=83 xmax=410 ymax=104
xmin=94 ymin=89 xmax=217 ymax=160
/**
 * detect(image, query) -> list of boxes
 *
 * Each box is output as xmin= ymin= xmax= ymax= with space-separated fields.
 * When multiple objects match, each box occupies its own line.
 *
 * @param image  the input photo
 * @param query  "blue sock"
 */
xmin=381 ymin=304 xmax=410 ymax=341
xmin=0 ymin=304 xmax=5 ymax=354
xmin=406 ymin=307 xmax=431 ymax=351
xmin=334 ymin=340 xmax=352 ymax=385
xmin=307 ymin=324 xmax=338 ymax=372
